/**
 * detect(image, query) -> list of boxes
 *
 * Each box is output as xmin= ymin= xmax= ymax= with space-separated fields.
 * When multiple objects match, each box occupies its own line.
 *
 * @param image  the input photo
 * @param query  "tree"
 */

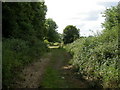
xmin=102 ymin=6 xmax=118 ymax=30
xmin=63 ymin=25 xmax=79 ymax=44
xmin=101 ymin=2 xmax=120 ymax=42
xmin=45 ymin=18 xmax=60 ymax=42
xmin=2 ymin=2 xmax=47 ymax=41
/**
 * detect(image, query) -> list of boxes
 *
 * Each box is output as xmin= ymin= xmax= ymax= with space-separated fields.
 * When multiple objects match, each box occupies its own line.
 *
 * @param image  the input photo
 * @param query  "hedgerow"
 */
xmin=2 ymin=38 xmax=48 ymax=88
xmin=65 ymin=34 xmax=118 ymax=88
xmin=65 ymin=3 xmax=119 ymax=88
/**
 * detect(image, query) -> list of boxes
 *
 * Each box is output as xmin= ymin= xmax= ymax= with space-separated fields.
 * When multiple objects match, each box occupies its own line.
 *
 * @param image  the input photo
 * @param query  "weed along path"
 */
xmin=40 ymin=48 xmax=89 ymax=88
xmin=14 ymin=52 xmax=51 ymax=88
xmin=14 ymin=47 xmax=91 ymax=88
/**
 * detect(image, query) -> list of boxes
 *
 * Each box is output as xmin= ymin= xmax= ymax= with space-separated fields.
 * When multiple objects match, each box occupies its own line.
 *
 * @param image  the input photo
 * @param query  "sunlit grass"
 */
xmin=41 ymin=49 xmax=67 ymax=88
xmin=48 ymin=46 xmax=59 ymax=49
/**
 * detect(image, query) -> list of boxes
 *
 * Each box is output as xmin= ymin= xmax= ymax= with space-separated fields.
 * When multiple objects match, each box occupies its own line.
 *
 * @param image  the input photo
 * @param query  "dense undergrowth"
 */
xmin=2 ymin=2 xmax=61 ymax=88
xmin=65 ymin=4 xmax=119 ymax=88
xmin=65 ymin=35 xmax=118 ymax=88
xmin=2 ymin=1 xmax=120 ymax=88
xmin=2 ymin=38 xmax=48 ymax=88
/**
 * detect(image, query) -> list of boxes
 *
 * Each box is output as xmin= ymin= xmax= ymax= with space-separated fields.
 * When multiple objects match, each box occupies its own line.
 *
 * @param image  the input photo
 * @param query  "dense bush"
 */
xmin=2 ymin=38 xmax=48 ymax=88
xmin=66 ymin=35 xmax=118 ymax=88
xmin=65 ymin=3 xmax=119 ymax=88
xmin=2 ymin=2 xmax=54 ymax=88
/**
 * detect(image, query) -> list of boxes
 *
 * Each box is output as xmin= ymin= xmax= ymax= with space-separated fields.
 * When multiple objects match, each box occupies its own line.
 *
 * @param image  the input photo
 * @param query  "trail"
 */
xmin=40 ymin=48 xmax=89 ymax=88
xmin=13 ymin=47 xmax=96 ymax=88
xmin=13 ymin=53 xmax=51 ymax=88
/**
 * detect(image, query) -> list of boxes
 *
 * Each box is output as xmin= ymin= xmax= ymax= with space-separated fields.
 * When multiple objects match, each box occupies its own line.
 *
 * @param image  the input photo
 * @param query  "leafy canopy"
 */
xmin=45 ymin=18 xmax=60 ymax=42
xmin=63 ymin=25 xmax=79 ymax=44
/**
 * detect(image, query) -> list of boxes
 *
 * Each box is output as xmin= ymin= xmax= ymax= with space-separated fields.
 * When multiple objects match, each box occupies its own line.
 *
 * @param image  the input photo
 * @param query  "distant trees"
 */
xmin=45 ymin=18 xmax=60 ymax=42
xmin=63 ymin=25 xmax=79 ymax=44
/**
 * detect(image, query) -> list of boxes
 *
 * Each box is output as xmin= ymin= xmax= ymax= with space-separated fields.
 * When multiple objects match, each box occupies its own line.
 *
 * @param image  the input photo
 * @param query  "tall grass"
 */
xmin=2 ymin=38 xmax=48 ymax=88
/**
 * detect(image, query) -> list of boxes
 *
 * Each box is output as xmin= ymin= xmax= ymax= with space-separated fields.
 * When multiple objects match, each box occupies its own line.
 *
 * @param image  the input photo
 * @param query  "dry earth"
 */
xmin=14 ymin=53 xmax=51 ymax=88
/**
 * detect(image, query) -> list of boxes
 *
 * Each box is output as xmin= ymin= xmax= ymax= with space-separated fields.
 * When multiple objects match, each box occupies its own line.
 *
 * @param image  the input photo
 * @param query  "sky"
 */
xmin=45 ymin=0 xmax=119 ymax=36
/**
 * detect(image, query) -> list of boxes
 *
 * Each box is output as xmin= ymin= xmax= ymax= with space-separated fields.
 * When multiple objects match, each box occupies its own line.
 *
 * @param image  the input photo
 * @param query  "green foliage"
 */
xmin=2 ymin=2 xmax=49 ymax=88
xmin=102 ymin=6 xmax=118 ymax=30
xmin=63 ymin=25 xmax=79 ymax=44
xmin=66 ymin=37 xmax=118 ymax=88
xmin=2 ymin=2 xmax=47 ymax=40
xmin=2 ymin=38 xmax=48 ymax=88
xmin=65 ymin=3 xmax=119 ymax=88
xmin=45 ymin=18 xmax=60 ymax=42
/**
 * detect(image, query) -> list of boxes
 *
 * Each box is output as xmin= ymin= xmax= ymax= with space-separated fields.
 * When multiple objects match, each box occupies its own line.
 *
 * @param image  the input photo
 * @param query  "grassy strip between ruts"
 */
xmin=40 ymin=48 xmax=69 ymax=88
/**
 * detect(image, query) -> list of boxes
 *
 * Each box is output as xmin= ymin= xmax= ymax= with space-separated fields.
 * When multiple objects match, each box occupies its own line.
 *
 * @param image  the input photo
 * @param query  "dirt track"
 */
xmin=13 ymin=48 xmax=96 ymax=88
xmin=14 ymin=53 xmax=51 ymax=88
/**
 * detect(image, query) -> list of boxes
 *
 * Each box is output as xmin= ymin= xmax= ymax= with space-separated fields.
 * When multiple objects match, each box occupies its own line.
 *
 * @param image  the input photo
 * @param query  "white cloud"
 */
xmin=45 ymin=0 xmax=119 ymax=36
